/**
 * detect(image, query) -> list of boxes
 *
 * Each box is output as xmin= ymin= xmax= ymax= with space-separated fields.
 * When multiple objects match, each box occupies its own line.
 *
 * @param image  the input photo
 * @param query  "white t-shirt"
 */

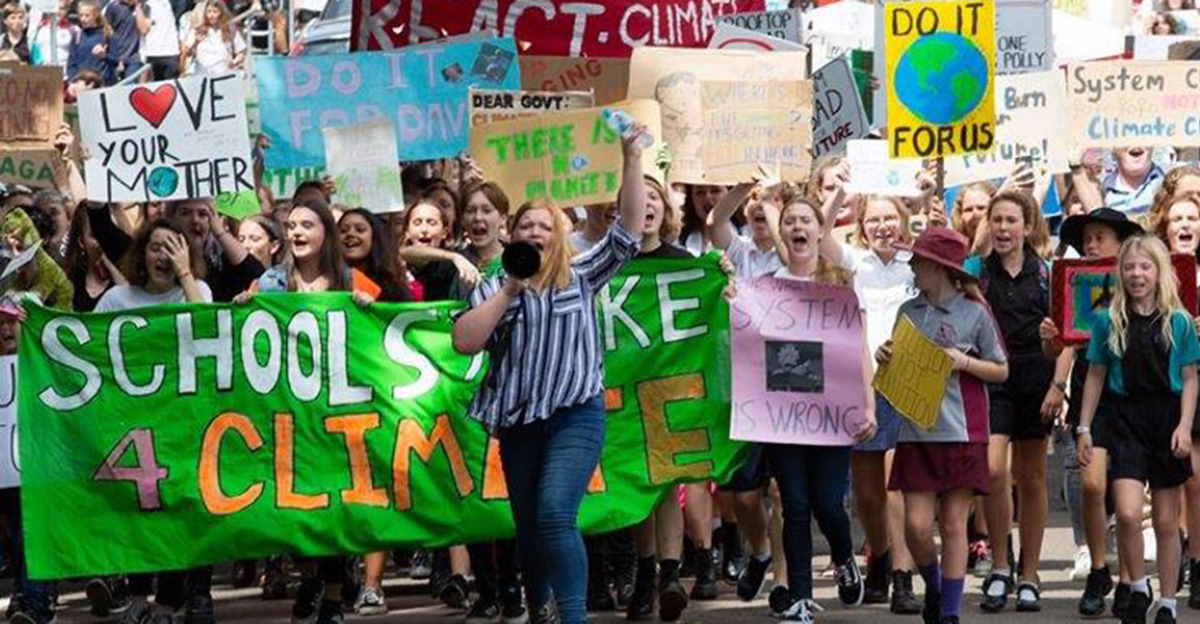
xmin=186 ymin=28 xmax=244 ymax=75
xmin=140 ymin=0 xmax=180 ymax=58
xmin=724 ymin=235 xmax=782 ymax=280
xmin=835 ymin=242 xmax=917 ymax=368
xmin=95 ymin=281 xmax=213 ymax=312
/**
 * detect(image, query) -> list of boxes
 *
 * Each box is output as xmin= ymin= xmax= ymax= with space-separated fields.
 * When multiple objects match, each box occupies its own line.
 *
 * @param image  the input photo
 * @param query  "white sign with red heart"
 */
xmin=78 ymin=73 xmax=253 ymax=203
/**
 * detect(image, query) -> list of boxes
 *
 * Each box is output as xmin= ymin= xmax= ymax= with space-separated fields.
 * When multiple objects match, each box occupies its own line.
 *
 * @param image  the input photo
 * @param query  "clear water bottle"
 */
xmin=602 ymin=108 xmax=654 ymax=149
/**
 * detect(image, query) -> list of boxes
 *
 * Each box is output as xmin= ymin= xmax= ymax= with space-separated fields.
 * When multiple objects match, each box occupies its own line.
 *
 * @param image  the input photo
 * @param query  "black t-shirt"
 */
xmin=637 ymin=242 xmax=692 ymax=259
xmin=207 ymin=255 xmax=265 ymax=303
xmin=981 ymin=250 xmax=1048 ymax=357
xmin=413 ymin=258 xmax=466 ymax=301
xmin=1123 ymin=309 xmax=1173 ymax=396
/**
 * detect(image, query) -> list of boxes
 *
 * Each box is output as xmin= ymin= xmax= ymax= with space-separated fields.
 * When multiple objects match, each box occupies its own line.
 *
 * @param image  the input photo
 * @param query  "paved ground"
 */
xmin=22 ymin=511 xmax=1192 ymax=623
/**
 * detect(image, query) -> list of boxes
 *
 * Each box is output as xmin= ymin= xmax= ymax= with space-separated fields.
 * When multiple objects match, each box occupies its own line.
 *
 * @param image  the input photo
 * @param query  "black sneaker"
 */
xmin=86 ymin=578 xmax=114 ymax=616
xmin=292 ymin=577 xmax=323 ymax=624
xmin=688 ymin=548 xmax=718 ymax=600
xmin=587 ymin=579 xmax=616 ymax=612
xmin=1079 ymin=566 xmax=1113 ymax=618
xmin=465 ymin=598 xmax=499 ymax=623
xmin=626 ymin=559 xmax=655 ymax=621
xmin=922 ymin=585 xmax=942 ymax=624
xmin=980 ymin=572 xmax=1012 ymax=612
xmin=863 ymin=550 xmax=891 ymax=605
xmin=1114 ymin=583 xmax=1131 ymax=619
xmin=835 ymin=556 xmax=865 ymax=607
xmin=316 ymin=599 xmax=343 ymax=624
xmin=768 ymin=585 xmax=792 ymax=617
xmin=890 ymin=570 xmax=922 ymax=615
xmin=499 ymin=585 xmax=527 ymax=624
xmin=262 ymin=557 xmax=291 ymax=601
xmin=1189 ymin=559 xmax=1200 ymax=609
xmin=232 ymin=560 xmax=257 ymax=589
xmin=440 ymin=574 xmax=470 ymax=609
xmin=736 ymin=556 xmax=771 ymax=601
xmin=721 ymin=524 xmax=747 ymax=584
xmin=184 ymin=593 xmax=215 ymax=624
xmin=1153 ymin=604 xmax=1176 ymax=624
xmin=529 ymin=602 xmax=560 ymax=624
xmin=1122 ymin=589 xmax=1151 ymax=624
xmin=658 ymin=576 xmax=689 ymax=622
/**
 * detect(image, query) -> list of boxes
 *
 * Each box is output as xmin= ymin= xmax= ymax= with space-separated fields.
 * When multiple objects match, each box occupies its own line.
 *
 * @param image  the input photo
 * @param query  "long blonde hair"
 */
xmin=510 ymin=199 xmax=573 ymax=292
xmin=778 ymin=191 xmax=851 ymax=287
xmin=1107 ymin=234 xmax=1183 ymax=357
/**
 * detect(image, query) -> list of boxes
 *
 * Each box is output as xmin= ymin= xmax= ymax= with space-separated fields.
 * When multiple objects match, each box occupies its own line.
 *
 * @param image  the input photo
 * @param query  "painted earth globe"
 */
xmin=894 ymin=32 xmax=989 ymax=125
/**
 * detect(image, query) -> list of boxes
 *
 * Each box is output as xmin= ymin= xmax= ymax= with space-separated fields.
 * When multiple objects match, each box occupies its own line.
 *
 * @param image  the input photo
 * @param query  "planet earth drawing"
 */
xmin=893 ymin=32 xmax=989 ymax=125
xmin=148 ymin=166 xmax=179 ymax=197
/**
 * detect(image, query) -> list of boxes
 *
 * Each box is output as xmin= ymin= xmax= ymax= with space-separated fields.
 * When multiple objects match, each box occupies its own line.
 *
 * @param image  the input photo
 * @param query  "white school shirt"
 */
xmin=140 ymin=0 xmax=180 ymax=58
xmin=94 ymin=281 xmax=213 ymax=311
xmin=725 ymin=235 xmax=782 ymax=280
xmin=835 ymin=242 xmax=918 ymax=369
xmin=186 ymin=28 xmax=244 ymax=75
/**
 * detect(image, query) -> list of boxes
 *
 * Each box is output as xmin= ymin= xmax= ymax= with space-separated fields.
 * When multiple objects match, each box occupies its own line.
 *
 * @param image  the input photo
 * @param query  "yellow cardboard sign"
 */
xmin=883 ymin=0 xmax=997 ymax=159
xmin=469 ymin=99 xmax=661 ymax=207
xmin=872 ymin=316 xmax=954 ymax=430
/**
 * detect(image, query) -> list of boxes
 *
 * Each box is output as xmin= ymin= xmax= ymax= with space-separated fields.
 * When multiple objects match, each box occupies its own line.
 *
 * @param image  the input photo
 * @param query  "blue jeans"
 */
xmin=498 ymin=396 xmax=605 ymax=624
xmin=763 ymin=444 xmax=853 ymax=600
xmin=0 ymin=488 xmax=55 ymax=618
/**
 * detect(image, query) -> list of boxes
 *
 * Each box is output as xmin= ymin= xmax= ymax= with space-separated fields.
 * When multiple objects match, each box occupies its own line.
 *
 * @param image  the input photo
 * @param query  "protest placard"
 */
xmin=352 ymin=0 xmax=763 ymax=56
xmin=812 ymin=57 xmax=868 ymax=158
xmin=519 ymin=56 xmax=630 ymax=107
xmin=322 ymin=119 xmax=405 ymax=214
xmin=1050 ymin=255 xmax=1199 ymax=345
xmin=0 ymin=357 xmax=15 ymax=489
xmin=700 ymin=81 xmax=813 ymax=184
xmin=944 ymin=71 xmax=1068 ymax=186
xmin=996 ymin=0 xmax=1053 ymax=74
xmin=469 ymin=88 xmax=595 ymax=127
xmin=78 ymin=74 xmax=254 ymax=203
xmin=729 ymin=277 xmax=867 ymax=445
xmin=708 ymin=23 xmax=806 ymax=51
xmin=627 ymin=47 xmax=810 ymax=184
xmin=884 ymin=0 xmax=996 ymax=158
xmin=1053 ymin=0 xmax=1131 ymax=26
xmin=872 ymin=316 xmax=952 ymax=430
xmin=469 ymin=100 xmax=661 ymax=206
xmin=0 ymin=65 xmax=64 ymax=188
xmin=845 ymin=139 xmax=922 ymax=197
xmin=256 ymin=39 xmax=521 ymax=168
xmin=0 ymin=149 xmax=59 ymax=187
xmin=717 ymin=8 xmax=803 ymax=43
xmin=1064 ymin=61 xmax=1200 ymax=149
xmin=213 ymin=191 xmax=261 ymax=220
xmin=20 ymin=256 xmax=743 ymax=578
xmin=805 ymin=0 xmax=874 ymax=68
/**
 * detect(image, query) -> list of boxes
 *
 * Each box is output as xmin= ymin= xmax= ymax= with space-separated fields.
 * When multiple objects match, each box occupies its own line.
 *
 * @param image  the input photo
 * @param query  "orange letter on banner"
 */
xmin=638 ymin=374 xmax=711 ymax=484
xmin=199 ymin=412 xmax=264 ymax=515
xmin=481 ymin=436 xmax=507 ymax=500
xmin=325 ymin=413 xmax=388 ymax=507
xmin=274 ymin=413 xmax=329 ymax=510
xmin=392 ymin=414 xmax=474 ymax=511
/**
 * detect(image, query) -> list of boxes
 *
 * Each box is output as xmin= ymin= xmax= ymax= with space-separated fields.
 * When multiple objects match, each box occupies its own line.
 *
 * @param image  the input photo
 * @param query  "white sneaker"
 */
xmin=780 ymin=598 xmax=824 ymax=623
xmin=354 ymin=587 xmax=387 ymax=616
xmin=1070 ymin=546 xmax=1092 ymax=581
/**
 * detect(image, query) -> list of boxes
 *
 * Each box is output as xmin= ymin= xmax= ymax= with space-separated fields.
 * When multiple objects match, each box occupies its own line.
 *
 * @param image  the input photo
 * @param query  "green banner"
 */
xmin=20 ymin=255 xmax=741 ymax=579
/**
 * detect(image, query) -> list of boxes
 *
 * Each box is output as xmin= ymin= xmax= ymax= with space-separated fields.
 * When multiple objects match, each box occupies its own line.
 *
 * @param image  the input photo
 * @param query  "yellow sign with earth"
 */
xmin=884 ymin=0 xmax=997 ymax=159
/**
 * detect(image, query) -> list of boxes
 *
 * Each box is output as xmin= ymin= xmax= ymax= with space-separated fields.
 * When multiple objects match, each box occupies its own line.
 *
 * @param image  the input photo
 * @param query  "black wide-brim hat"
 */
xmin=1059 ymin=208 xmax=1144 ymax=256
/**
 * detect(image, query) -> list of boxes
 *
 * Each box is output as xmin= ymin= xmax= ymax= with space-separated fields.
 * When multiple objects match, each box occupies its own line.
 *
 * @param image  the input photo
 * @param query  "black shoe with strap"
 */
xmin=659 ymin=563 xmax=689 ymax=622
xmin=980 ymin=572 xmax=1012 ymax=612
xmin=1014 ymin=578 xmax=1041 ymax=612
xmin=1121 ymin=589 xmax=1151 ymax=624
xmin=688 ymin=548 xmax=718 ymax=601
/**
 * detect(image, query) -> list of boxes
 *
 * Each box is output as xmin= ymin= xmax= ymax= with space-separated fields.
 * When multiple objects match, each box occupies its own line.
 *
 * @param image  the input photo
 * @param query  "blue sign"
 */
xmin=256 ymin=38 xmax=521 ymax=168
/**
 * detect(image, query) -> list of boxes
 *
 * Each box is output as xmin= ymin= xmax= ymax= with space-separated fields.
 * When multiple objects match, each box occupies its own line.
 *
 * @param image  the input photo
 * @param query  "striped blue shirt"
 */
xmin=465 ymin=225 xmax=640 ymax=430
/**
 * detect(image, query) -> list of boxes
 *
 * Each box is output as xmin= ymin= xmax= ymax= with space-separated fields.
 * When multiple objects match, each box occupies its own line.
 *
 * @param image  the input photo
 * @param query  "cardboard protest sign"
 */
xmin=1064 ymin=61 xmax=1200 ymax=149
xmin=708 ymin=23 xmax=806 ymax=51
xmin=845 ymin=139 xmax=921 ymax=197
xmin=699 ymin=81 xmax=812 ymax=184
xmin=469 ymin=100 xmax=661 ymax=206
xmin=519 ymin=56 xmax=630 ymax=107
xmin=729 ymin=278 xmax=867 ymax=445
xmin=627 ymin=47 xmax=810 ymax=184
xmin=1051 ymin=255 xmax=1199 ymax=345
xmin=872 ymin=316 xmax=953 ymax=430
xmin=812 ymin=57 xmax=868 ymax=158
xmin=944 ymin=71 xmax=1068 ymax=186
xmin=256 ymin=39 xmax=521 ymax=168
xmin=1053 ymin=0 xmax=1130 ymax=26
xmin=78 ymin=74 xmax=253 ymax=203
xmin=0 ymin=149 xmax=59 ymax=187
xmin=352 ymin=0 xmax=763 ymax=56
xmin=996 ymin=0 xmax=1053 ymax=74
xmin=805 ymin=0 xmax=874 ymax=68
xmin=717 ymin=8 xmax=803 ymax=43
xmin=322 ymin=119 xmax=405 ymax=214
xmin=469 ymin=88 xmax=595 ymax=127
xmin=883 ymin=0 xmax=997 ymax=158
xmin=0 ymin=357 xmax=16 ymax=488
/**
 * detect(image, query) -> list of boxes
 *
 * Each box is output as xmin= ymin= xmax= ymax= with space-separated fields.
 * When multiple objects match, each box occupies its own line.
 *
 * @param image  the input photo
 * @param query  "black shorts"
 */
xmin=989 ymin=353 xmax=1054 ymax=441
xmin=1103 ymin=394 xmax=1192 ymax=490
xmin=717 ymin=444 xmax=769 ymax=493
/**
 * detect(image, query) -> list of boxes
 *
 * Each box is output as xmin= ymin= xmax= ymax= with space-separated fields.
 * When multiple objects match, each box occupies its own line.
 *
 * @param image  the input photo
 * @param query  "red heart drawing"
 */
xmin=128 ymin=84 xmax=177 ymax=129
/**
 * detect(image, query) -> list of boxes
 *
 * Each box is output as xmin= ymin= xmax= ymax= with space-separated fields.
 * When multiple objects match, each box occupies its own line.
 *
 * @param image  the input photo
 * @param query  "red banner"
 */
xmin=351 ymin=0 xmax=765 ymax=56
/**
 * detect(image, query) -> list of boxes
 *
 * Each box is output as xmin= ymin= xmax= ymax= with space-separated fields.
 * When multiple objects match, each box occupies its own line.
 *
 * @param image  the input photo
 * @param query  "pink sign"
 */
xmin=729 ymin=277 xmax=867 ymax=445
